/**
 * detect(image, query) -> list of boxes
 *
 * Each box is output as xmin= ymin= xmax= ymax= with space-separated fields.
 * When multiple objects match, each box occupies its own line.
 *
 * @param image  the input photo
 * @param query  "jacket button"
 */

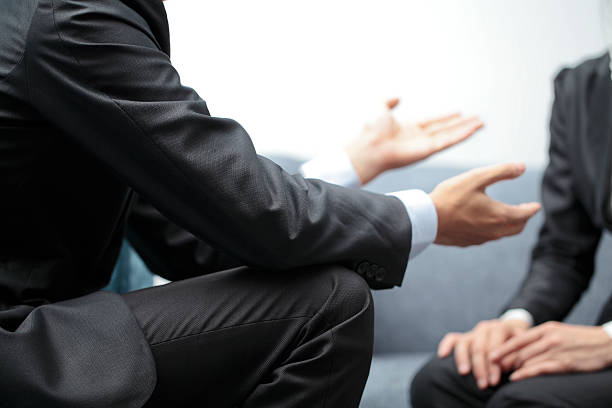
xmin=357 ymin=261 xmax=370 ymax=276
xmin=374 ymin=267 xmax=386 ymax=282
xmin=366 ymin=264 xmax=378 ymax=279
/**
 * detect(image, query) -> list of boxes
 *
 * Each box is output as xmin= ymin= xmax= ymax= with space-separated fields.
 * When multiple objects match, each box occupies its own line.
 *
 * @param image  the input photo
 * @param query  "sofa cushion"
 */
xmin=361 ymin=352 xmax=432 ymax=408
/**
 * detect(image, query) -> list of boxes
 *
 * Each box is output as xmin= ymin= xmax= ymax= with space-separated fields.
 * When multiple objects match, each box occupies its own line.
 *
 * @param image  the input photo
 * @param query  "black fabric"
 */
xmin=504 ymin=54 xmax=612 ymax=325
xmin=411 ymin=354 xmax=612 ymax=408
xmin=123 ymin=264 xmax=374 ymax=408
xmin=0 ymin=0 xmax=413 ymax=405
xmin=126 ymin=197 xmax=243 ymax=281
xmin=1 ymin=291 xmax=156 ymax=408
xmin=607 ymin=124 xmax=612 ymax=228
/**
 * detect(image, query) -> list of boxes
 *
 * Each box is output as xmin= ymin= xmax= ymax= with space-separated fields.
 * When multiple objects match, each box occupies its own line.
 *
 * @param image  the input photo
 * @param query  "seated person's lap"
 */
xmin=411 ymin=353 xmax=612 ymax=408
xmin=122 ymin=264 xmax=374 ymax=408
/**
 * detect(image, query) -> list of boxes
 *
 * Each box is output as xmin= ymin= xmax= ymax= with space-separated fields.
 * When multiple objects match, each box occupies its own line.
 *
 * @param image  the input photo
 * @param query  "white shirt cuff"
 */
xmin=299 ymin=149 xmax=361 ymax=188
xmin=602 ymin=321 xmax=612 ymax=340
xmin=387 ymin=190 xmax=437 ymax=260
xmin=500 ymin=308 xmax=534 ymax=327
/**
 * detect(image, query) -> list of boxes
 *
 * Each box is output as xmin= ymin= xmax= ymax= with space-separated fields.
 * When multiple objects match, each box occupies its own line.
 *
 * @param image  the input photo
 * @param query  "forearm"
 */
xmin=300 ymin=149 xmax=437 ymax=261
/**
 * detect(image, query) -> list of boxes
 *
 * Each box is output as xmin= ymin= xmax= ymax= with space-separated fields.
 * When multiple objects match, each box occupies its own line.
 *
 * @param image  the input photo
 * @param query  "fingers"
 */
xmin=454 ymin=337 xmax=472 ymax=376
xmin=514 ymin=339 xmax=553 ymax=368
xmin=430 ymin=118 xmax=484 ymax=153
xmin=488 ymin=364 xmax=502 ymax=388
xmin=385 ymin=98 xmax=400 ymax=111
xmin=502 ymin=202 xmax=542 ymax=224
xmin=500 ymin=352 xmax=519 ymax=372
xmin=417 ymin=112 xmax=461 ymax=129
xmin=470 ymin=323 xmax=492 ymax=389
xmin=487 ymin=326 xmax=511 ymax=386
xmin=470 ymin=162 xmax=527 ymax=190
xmin=438 ymin=333 xmax=461 ymax=358
xmin=490 ymin=327 xmax=544 ymax=363
xmin=428 ymin=116 xmax=482 ymax=136
xmin=509 ymin=360 xmax=563 ymax=381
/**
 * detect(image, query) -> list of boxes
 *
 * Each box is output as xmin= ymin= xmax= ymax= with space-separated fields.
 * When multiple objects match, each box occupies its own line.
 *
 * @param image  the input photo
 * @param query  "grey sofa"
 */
xmin=107 ymin=158 xmax=612 ymax=408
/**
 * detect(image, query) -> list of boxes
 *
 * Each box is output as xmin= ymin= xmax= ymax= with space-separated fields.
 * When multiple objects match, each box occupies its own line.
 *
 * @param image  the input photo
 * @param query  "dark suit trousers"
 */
xmin=121 ymin=264 xmax=374 ymax=408
xmin=411 ymin=353 xmax=612 ymax=408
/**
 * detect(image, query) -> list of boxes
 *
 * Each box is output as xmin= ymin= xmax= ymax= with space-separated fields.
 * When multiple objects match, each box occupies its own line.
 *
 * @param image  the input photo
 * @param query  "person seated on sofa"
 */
xmin=1 ymin=0 xmax=546 ymax=405
xmin=411 ymin=6 xmax=612 ymax=408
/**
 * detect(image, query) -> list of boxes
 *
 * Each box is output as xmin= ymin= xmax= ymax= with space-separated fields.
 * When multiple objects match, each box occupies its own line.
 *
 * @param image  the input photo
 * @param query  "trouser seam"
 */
xmin=149 ymin=315 xmax=312 ymax=347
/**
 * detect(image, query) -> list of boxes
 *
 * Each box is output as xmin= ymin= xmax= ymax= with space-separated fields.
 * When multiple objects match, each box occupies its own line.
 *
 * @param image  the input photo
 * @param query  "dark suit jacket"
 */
xmin=506 ymin=53 xmax=612 ymax=326
xmin=0 ymin=0 xmax=412 ymax=406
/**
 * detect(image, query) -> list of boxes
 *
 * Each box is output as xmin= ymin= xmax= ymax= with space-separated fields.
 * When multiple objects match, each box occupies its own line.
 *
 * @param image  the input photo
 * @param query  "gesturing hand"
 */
xmin=430 ymin=163 xmax=542 ymax=247
xmin=346 ymin=98 xmax=483 ymax=185
xmin=489 ymin=322 xmax=612 ymax=381
xmin=437 ymin=319 xmax=530 ymax=390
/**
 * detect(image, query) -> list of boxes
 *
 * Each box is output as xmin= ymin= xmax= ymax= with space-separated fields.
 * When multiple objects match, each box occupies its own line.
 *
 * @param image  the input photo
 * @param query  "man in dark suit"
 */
xmin=411 ymin=51 xmax=612 ymax=407
xmin=0 ymin=0 xmax=541 ymax=406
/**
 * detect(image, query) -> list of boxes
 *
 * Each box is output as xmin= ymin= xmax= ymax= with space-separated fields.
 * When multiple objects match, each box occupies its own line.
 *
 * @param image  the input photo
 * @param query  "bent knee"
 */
xmin=321 ymin=265 xmax=373 ymax=318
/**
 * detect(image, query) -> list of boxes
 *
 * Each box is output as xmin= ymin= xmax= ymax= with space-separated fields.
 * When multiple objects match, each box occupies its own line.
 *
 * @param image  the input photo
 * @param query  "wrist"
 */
xmin=502 ymin=319 xmax=531 ymax=332
xmin=596 ymin=326 xmax=612 ymax=367
xmin=344 ymin=144 xmax=381 ymax=186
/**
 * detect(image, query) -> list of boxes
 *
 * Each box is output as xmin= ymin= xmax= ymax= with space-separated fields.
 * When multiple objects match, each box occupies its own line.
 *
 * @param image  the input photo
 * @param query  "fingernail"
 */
xmin=459 ymin=364 xmax=469 ymax=374
xmin=478 ymin=379 xmax=487 ymax=389
xmin=489 ymin=375 xmax=497 ymax=385
xmin=509 ymin=373 xmax=518 ymax=381
xmin=514 ymin=163 xmax=526 ymax=173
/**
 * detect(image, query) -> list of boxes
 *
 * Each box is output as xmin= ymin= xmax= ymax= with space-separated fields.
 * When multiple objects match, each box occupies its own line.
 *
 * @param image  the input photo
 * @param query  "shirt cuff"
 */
xmin=602 ymin=321 xmax=612 ymax=340
xmin=299 ymin=149 xmax=361 ymax=188
xmin=500 ymin=308 xmax=534 ymax=327
xmin=387 ymin=189 xmax=438 ymax=260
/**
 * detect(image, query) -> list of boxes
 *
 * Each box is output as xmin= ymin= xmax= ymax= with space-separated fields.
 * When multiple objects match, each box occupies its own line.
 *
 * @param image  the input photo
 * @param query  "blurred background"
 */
xmin=164 ymin=0 xmax=608 ymax=170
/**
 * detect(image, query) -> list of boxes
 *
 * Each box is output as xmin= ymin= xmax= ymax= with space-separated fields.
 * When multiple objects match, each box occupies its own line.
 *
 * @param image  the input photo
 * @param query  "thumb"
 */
xmin=385 ymin=98 xmax=400 ymax=111
xmin=471 ymin=162 xmax=526 ymax=189
xmin=504 ymin=202 xmax=542 ymax=223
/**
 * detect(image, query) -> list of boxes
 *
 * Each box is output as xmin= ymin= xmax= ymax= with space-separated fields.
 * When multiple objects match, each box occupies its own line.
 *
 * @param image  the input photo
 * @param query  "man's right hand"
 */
xmin=437 ymin=319 xmax=530 ymax=390
xmin=430 ymin=163 xmax=542 ymax=247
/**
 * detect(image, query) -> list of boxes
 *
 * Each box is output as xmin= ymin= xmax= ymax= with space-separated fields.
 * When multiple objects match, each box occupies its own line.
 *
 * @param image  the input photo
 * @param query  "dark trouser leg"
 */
xmin=411 ymin=353 xmax=500 ymax=408
xmin=122 ymin=264 xmax=374 ymax=408
xmin=411 ymin=354 xmax=612 ymax=408
xmin=485 ymin=369 xmax=612 ymax=408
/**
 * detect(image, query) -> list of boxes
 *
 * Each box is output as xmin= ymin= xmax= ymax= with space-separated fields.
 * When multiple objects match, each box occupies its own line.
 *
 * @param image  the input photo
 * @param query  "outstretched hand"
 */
xmin=346 ymin=98 xmax=483 ymax=185
xmin=431 ymin=163 xmax=542 ymax=247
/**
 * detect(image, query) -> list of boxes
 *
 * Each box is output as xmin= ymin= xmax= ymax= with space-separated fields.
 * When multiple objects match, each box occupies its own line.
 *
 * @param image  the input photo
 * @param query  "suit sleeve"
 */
xmin=504 ymin=69 xmax=603 ymax=324
xmin=26 ymin=0 xmax=412 ymax=288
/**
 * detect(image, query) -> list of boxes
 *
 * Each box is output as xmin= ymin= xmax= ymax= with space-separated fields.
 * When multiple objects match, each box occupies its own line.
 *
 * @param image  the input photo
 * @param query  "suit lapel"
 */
xmin=592 ymin=55 xmax=612 ymax=229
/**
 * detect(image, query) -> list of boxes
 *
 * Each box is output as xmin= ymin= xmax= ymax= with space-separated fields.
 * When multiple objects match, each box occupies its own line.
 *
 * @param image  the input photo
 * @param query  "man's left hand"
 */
xmin=346 ymin=98 xmax=483 ymax=185
xmin=489 ymin=322 xmax=612 ymax=381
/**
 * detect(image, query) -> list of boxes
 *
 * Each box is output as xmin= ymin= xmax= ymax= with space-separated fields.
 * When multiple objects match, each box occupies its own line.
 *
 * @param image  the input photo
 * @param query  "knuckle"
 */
xmin=548 ymin=334 xmax=562 ymax=346
xmin=559 ymin=358 xmax=573 ymax=370
xmin=476 ymin=321 xmax=490 ymax=330
xmin=544 ymin=321 xmax=559 ymax=330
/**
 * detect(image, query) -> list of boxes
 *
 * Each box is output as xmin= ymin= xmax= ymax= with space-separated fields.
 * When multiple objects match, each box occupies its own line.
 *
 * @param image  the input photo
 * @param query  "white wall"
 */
xmin=164 ymin=0 xmax=608 ymax=169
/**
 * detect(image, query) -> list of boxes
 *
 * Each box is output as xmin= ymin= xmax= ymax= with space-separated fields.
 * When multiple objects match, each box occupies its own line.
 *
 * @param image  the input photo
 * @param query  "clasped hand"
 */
xmin=490 ymin=322 xmax=612 ymax=382
xmin=439 ymin=320 xmax=612 ymax=390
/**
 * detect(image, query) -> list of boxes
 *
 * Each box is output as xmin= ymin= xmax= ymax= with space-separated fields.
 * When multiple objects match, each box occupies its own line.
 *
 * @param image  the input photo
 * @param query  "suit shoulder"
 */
xmin=553 ymin=52 xmax=609 ymax=97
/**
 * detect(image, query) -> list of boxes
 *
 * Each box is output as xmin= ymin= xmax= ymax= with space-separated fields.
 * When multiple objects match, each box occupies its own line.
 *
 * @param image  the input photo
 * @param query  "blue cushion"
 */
xmin=361 ymin=353 xmax=432 ymax=408
xmin=104 ymin=241 xmax=153 ymax=294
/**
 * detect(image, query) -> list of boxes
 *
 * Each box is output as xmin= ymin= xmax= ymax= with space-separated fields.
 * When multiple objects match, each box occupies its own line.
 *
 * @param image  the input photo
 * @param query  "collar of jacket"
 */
xmin=120 ymin=0 xmax=171 ymax=56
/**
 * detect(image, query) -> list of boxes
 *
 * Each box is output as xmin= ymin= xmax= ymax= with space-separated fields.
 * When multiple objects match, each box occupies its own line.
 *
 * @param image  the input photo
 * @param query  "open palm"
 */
xmin=347 ymin=99 xmax=483 ymax=184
